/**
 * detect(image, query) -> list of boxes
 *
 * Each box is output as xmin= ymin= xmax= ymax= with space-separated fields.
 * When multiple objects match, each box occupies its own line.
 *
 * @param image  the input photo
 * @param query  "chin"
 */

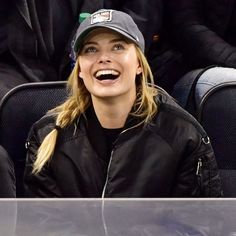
xmin=95 ymin=93 xmax=120 ymax=99
xmin=93 ymin=89 xmax=123 ymax=98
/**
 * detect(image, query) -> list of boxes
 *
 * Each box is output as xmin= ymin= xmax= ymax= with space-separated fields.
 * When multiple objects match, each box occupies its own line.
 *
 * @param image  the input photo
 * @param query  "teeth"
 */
xmin=95 ymin=70 xmax=119 ymax=77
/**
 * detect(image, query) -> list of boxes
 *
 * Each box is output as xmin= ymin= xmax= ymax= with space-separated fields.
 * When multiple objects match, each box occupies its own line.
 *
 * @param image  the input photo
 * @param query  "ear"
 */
xmin=79 ymin=71 xmax=84 ymax=79
xmin=136 ymin=65 xmax=142 ymax=75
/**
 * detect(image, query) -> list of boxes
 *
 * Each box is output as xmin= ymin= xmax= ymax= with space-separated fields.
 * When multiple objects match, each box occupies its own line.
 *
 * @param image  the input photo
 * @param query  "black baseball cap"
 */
xmin=72 ymin=9 xmax=145 ymax=57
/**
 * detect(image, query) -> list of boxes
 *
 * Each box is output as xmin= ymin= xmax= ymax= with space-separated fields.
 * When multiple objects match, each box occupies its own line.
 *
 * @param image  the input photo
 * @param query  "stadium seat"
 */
xmin=172 ymin=67 xmax=236 ymax=197
xmin=0 ymin=81 xmax=68 ymax=197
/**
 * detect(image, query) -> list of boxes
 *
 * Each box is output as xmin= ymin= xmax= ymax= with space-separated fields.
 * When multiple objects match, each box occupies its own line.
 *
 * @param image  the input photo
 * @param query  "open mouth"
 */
xmin=95 ymin=70 xmax=120 ymax=81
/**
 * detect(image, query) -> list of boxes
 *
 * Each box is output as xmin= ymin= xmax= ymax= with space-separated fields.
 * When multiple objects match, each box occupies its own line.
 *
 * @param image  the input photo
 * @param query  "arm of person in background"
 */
xmin=167 ymin=0 xmax=236 ymax=68
xmin=0 ymin=0 xmax=13 ymax=55
xmin=0 ymin=146 xmax=16 ymax=198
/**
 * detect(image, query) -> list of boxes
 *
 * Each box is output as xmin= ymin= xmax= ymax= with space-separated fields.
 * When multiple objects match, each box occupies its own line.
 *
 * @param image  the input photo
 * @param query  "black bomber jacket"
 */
xmin=24 ymin=92 xmax=223 ymax=197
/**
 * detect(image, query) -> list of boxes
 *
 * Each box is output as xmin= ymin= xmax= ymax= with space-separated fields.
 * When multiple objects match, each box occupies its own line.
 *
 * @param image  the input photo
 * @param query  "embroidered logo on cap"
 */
xmin=91 ymin=10 xmax=113 ymax=24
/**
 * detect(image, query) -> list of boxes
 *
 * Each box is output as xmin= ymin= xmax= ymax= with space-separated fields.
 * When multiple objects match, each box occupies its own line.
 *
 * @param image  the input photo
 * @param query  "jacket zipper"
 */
xmin=196 ymin=157 xmax=203 ymax=190
xmin=101 ymin=149 xmax=114 ymax=198
xmin=101 ymin=124 xmax=142 ymax=198
xmin=196 ymin=157 xmax=202 ymax=176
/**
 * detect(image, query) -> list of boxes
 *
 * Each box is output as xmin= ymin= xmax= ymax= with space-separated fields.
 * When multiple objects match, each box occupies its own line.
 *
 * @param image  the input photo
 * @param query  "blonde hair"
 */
xmin=32 ymin=45 xmax=158 ymax=174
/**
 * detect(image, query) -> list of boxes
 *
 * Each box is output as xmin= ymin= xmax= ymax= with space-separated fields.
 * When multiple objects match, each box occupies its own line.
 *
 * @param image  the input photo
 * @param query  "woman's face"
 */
xmin=78 ymin=28 xmax=142 ymax=103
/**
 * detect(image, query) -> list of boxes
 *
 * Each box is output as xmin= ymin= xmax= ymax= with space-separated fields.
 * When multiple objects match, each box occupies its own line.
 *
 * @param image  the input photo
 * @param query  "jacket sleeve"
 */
xmin=167 ymin=0 xmax=236 ymax=68
xmin=172 ymin=132 xmax=223 ymax=197
xmin=0 ymin=145 xmax=16 ymax=197
xmin=24 ymin=121 xmax=62 ymax=198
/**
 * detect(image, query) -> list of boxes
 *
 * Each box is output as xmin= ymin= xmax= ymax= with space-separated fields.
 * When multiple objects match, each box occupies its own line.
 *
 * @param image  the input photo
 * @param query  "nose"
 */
xmin=97 ymin=51 xmax=112 ymax=64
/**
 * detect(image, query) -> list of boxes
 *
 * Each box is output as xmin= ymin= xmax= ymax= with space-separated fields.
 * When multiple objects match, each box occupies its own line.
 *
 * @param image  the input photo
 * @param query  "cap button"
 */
xmin=79 ymin=12 xmax=91 ymax=23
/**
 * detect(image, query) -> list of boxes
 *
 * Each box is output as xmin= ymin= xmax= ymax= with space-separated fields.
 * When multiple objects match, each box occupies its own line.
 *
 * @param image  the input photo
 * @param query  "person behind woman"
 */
xmin=24 ymin=9 xmax=222 ymax=198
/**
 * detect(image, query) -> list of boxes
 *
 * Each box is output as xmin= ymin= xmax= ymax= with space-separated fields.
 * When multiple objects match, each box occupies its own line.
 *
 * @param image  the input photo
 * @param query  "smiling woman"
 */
xmin=78 ymin=28 xmax=140 ymax=105
xmin=24 ymin=9 xmax=223 ymax=198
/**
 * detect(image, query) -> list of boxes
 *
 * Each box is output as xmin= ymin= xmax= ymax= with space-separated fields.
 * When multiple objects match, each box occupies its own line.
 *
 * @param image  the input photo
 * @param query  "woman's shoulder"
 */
xmin=28 ymin=113 xmax=82 ymax=144
xmin=33 ymin=113 xmax=56 ymax=130
xmin=155 ymin=89 xmax=206 ymax=135
xmin=27 ymin=114 xmax=57 ymax=142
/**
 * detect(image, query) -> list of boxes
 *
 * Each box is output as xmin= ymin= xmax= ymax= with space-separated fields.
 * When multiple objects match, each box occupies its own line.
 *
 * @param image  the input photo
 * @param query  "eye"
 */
xmin=113 ymin=43 xmax=125 ymax=51
xmin=82 ymin=46 xmax=97 ymax=54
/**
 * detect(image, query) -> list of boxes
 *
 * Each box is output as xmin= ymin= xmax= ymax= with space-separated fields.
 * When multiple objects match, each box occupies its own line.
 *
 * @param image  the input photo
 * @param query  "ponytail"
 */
xmin=32 ymin=128 xmax=59 ymax=174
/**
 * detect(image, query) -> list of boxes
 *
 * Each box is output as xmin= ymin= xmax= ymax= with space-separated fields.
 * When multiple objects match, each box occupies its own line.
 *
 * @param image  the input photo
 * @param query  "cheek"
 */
xmin=124 ymin=57 xmax=140 ymax=76
xmin=78 ymin=64 xmax=89 ymax=79
xmin=122 ymin=51 xmax=140 ymax=69
xmin=122 ymin=53 xmax=134 ymax=63
xmin=77 ymin=58 xmax=91 ymax=79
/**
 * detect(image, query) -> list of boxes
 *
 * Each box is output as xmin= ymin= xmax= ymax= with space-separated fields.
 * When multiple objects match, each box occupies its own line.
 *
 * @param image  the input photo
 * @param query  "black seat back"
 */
xmin=198 ymin=83 xmax=236 ymax=197
xmin=172 ymin=67 xmax=236 ymax=197
xmin=0 ymin=81 xmax=68 ymax=197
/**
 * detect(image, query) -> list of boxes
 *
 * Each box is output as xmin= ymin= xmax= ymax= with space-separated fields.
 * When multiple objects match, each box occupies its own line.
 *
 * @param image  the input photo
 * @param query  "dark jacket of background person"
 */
xmin=0 ymin=0 xmax=103 ymax=100
xmin=167 ymin=0 xmax=236 ymax=69
xmin=24 ymin=92 xmax=223 ymax=198
xmin=1 ymin=0 xmax=75 ymax=83
xmin=5 ymin=0 xmax=98 ymax=82
xmin=0 ymin=145 xmax=16 ymax=197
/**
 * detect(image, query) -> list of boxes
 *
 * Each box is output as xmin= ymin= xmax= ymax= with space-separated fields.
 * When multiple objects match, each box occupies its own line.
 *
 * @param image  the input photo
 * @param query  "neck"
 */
xmin=92 ymin=95 xmax=135 ymax=129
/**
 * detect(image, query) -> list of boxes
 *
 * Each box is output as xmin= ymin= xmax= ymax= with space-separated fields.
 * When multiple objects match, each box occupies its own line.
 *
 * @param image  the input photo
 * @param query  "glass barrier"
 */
xmin=0 ymin=198 xmax=236 ymax=236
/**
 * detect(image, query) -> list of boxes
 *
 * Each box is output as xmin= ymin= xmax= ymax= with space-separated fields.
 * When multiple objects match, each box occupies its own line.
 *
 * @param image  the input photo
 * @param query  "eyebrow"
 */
xmin=83 ymin=38 xmax=128 ymax=47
